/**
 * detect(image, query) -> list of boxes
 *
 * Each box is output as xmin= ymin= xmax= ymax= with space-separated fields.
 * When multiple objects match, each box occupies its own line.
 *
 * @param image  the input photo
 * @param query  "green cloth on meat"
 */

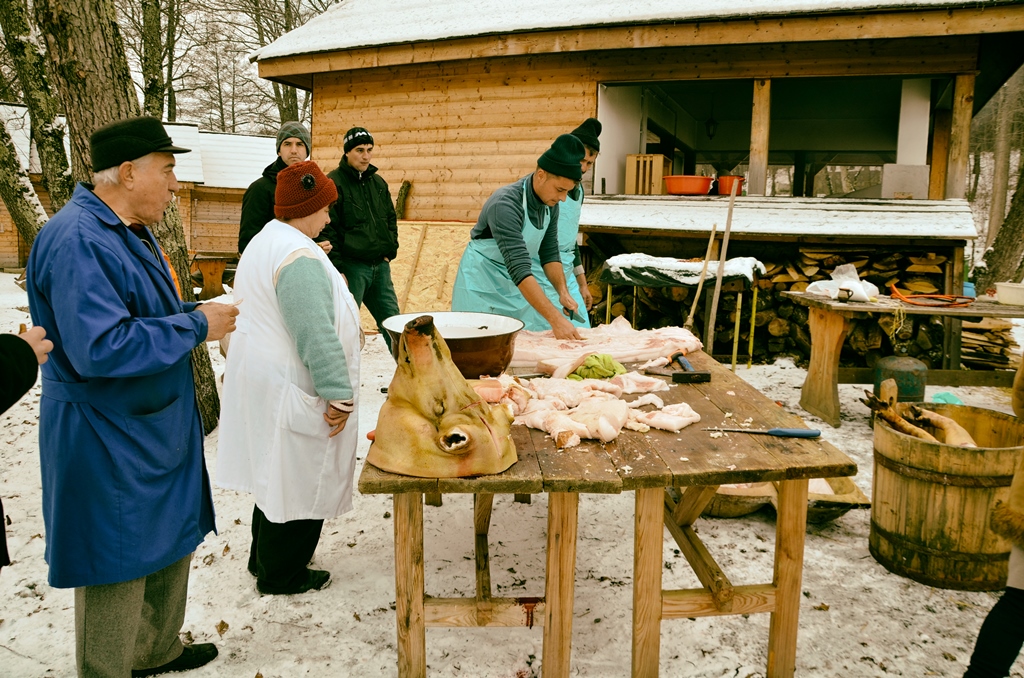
xmin=567 ymin=354 xmax=626 ymax=381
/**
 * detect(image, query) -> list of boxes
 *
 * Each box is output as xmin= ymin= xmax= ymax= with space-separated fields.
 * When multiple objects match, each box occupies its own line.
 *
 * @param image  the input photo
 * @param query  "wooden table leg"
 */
xmin=799 ymin=307 xmax=852 ymax=428
xmin=632 ymin=487 xmax=663 ymax=678
xmin=542 ymin=492 xmax=578 ymax=678
xmin=394 ymin=492 xmax=426 ymax=678
xmin=196 ymin=259 xmax=227 ymax=300
xmin=767 ymin=478 xmax=809 ymax=678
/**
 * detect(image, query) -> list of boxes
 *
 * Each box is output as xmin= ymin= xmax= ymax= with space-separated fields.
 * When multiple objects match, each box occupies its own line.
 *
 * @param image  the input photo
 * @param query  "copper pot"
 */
xmin=381 ymin=311 xmax=525 ymax=378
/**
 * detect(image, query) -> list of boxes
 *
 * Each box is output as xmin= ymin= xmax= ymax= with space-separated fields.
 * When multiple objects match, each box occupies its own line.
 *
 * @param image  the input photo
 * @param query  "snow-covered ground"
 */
xmin=2 ymin=269 xmax=1023 ymax=677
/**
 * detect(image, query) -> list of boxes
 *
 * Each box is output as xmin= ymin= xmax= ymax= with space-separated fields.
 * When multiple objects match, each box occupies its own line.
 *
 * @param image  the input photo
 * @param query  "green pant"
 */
xmin=337 ymin=259 xmax=401 ymax=352
xmin=75 ymin=554 xmax=192 ymax=678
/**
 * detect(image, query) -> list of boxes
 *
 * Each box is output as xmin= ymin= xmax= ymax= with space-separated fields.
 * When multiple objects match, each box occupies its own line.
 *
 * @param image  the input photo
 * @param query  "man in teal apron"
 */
xmin=451 ymin=135 xmax=585 ymax=340
xmin=537 ymin=118 xmax=601 ymax=328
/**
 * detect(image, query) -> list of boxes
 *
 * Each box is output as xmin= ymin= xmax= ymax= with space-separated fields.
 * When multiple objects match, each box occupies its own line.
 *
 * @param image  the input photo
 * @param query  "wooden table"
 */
xmin=358 ymin=350 xmax=856 ymax=677
xmin=781 ymin=291 xmax=1024 ymax=427
xmin=192 ymin=251 xmax=237 ymax=300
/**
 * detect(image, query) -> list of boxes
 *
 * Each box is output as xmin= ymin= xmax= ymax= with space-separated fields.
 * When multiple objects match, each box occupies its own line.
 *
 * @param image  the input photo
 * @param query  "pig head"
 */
xmin=367 ymin=315 xmax=517 ymax=477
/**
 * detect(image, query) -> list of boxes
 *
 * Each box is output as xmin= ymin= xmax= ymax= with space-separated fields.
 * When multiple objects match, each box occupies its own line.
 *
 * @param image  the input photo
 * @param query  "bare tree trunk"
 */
xmin=977 ymin=158 xmax=1024 ymax=292
xmin=35 ymin=0 xmax=220 ymax=432
xmin=988 ymin=87 xmax=1013 ymax=247
xmin=164 ymin=0 xmax=177 ymax=122
xmin=0 ymin=114 xmax=49 ymax=249
xmin=34 ymin=0 xmax=140 ymax=183
xmin=967 ymin=151 xmax=982 ymax=203
xmin=141 ymin=0 xmax=164 ymax=118
xmin=0 ymin=0 xmax=73 ymax=211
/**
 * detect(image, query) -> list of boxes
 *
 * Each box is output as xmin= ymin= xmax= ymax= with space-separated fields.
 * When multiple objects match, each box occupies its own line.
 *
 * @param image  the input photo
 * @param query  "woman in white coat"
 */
xmin=218 ymin=160 xmax=361 ymax=595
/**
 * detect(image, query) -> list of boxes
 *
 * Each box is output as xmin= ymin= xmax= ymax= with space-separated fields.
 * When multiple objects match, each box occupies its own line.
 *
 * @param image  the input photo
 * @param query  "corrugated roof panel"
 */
xmin=165 ymin=123 xmax=205 ymax=184
xmin=198 ymin=131 xmax=277 ymax=189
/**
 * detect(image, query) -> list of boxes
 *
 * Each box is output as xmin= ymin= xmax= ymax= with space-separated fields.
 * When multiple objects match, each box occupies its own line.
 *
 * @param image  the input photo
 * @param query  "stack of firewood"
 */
xmin=961 ymin=318 xmax=1022 ymax=370
xmin=586 ymin=247 xmax=1013 ymax=371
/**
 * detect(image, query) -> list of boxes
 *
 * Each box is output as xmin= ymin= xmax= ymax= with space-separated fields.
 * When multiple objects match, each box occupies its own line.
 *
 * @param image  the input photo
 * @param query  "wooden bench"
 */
xmin=192 ymin=251 xmax=238 ymax=300
xmin=358 ymin=351 xmax=856 ymax=677
xmin=781 ymin=290 xmax=1024 ymax=427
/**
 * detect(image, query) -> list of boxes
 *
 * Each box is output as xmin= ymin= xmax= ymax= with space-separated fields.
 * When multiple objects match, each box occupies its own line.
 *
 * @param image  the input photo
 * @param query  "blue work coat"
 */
xmin=26 ymin=184 xmax=216 ymax=588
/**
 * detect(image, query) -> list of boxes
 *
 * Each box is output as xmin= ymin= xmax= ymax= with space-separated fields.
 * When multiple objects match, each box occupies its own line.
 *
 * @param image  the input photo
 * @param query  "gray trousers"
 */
xmin=75 ymin=554 xmax=192 ymax=678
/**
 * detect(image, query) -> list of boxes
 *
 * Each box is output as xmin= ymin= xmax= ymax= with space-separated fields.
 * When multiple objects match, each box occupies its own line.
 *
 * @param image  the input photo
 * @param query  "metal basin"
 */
xmin=381 ymin=311 xmax=525 ymax=378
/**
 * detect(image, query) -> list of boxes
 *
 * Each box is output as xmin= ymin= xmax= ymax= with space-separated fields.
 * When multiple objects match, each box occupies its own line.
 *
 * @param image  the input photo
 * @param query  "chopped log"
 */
xmin=906 ymin=264 xmax=943 ymax=274
xmin=768 ymin=317 xmax=791 ymax=337
xmin=757 ymin=277 xmax=775 ymax=290
xmin=915 ymin=325 xmax=933 ymax=350
xmin=790 ymin=306 xmax=809 ymax=326
xmin=776 ymin=303 xmax=794 ymax=319
xmin=666 ymin=286 xmax=691 ymax=303
xmin=610 ymin=302 xmax=627 ymax=317
xmin=754 ymin=309 xmax=778 ymax=327
xmin=799 ymin=264 xmax=820 ymax=277
xmin=905 ymin=278 xmax=939 ymax=294
xmin=909 ymin=254 xmax=947 ymax=266
xmin=588 ymin=282 xmax=604 ymax=304
xmin=790 ymin=282 xmax=810 ymax=292
xmin=789 ymin=323 xmax=812 ymax=355
xmin=768 ymin=338 xmax=787 ymax=352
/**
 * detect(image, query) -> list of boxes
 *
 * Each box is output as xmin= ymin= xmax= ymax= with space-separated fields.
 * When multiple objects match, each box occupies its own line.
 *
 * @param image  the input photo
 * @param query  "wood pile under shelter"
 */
xmin=579 ymin=195 xmax=991 ymax=371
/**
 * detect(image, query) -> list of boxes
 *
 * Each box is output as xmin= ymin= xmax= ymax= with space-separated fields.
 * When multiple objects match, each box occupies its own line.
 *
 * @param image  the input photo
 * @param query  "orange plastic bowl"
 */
xmin=664 ymin=175 xmax=714 ymax=195
xmin=717 ymin=175 xmax=745 ymax=196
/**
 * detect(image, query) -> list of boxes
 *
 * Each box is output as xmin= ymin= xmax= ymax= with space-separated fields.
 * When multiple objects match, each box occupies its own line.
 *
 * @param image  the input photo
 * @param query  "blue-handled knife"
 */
xmin=702 ymin=427 xmax=821 ymax=439
xmin=563 ymin=306 xmax=585 ymax=323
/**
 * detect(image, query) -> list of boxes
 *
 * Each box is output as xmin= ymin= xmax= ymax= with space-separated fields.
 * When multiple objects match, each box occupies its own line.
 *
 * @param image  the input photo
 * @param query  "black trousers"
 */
xmin=248 ymin=505 xmax=324 ymax=591
xmin=964 ymin=586 xmax=1024 ymax=678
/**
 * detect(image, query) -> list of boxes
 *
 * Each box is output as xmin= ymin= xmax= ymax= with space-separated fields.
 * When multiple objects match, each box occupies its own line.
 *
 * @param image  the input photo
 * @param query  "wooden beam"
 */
xmin=394 ymin=492 xmax=426 ymax=678
xmin=474 ymin=493 xmax=494 ymax=604
xmin=767 ymin=479 xmax=809 ymax=678
xmin=424 ymin=597 xmax=546 ymax=627
xmin=663 ymin=505 xmax=735 ymax=612
xmin=749 ymin=79 xmax=772 ymax=196
xmin=663 ymin=584 xmax=777 ymax=619
xmin=668 ymin=485 xmax=719 ymax=526
xmin=632 ymin=487 xmax=663 ymax=678
xmin=928 ymin=108 xmax=952 ymax=200
xmin=542 ymin=492 xmax=579 ymax=678
xmin=945 ymin=73 xmax=976 ymax=200
xmin=257 ymin=6 xmax=1021 ymax=78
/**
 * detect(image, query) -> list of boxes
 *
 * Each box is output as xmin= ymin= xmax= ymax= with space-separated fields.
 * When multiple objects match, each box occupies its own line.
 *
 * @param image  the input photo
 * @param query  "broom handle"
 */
xmin=705 ymin=179 xmax=740 ymax=351
xmin=684 ymin=222 xmax=717 ymax=331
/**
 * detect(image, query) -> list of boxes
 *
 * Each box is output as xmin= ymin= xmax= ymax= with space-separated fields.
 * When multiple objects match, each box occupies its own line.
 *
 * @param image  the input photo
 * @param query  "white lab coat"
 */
xmin=217 ymin=219 xmax=361 ymax=522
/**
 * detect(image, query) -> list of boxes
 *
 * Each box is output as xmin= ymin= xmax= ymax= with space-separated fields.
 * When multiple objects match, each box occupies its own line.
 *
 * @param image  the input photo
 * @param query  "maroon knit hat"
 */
xmin=275 ymin=160 xmax=338 ymax=220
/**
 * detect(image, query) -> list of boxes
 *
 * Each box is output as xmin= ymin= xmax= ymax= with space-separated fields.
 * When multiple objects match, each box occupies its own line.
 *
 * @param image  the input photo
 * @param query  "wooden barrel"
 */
xmin=870 ymin=403 xmax=1024 ymax=591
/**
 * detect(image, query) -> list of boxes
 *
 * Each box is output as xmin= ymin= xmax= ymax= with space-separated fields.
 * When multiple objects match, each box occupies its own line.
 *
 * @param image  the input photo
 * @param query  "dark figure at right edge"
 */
xmin=324 ymin=126 xmax=401 ymax=352
xmin=962 ymin=359 xmax=1024 ymax=677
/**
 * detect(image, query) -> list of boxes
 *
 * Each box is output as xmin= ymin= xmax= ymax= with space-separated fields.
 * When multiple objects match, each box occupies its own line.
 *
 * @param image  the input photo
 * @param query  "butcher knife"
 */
xmin=562 ymin=306 xmax=585 ymax=323
xmin=702 ymin=427 xmax=821 ymax=439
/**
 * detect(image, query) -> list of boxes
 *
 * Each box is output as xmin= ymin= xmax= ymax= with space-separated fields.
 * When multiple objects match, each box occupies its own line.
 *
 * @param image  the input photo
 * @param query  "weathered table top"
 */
xmin=782 ymin=290 xmax=1024 ymax=319
xmin=358 ymin=351 xmax=857 ymax=496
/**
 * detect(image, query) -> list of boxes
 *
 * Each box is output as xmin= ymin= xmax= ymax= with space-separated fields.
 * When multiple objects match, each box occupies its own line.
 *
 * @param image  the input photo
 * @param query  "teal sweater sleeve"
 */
xmin=276 ymin=255 xmax=354 ymax=401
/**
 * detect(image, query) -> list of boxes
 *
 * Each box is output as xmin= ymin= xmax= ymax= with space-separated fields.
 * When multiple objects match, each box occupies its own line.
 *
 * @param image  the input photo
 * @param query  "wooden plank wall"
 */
xmin=0 ymin=179 xmax=54 ymax=268
xmin=309 ymin=37 xmax=977 ymax=222
xmin=312 ymin=56 xmax=599 ymax=222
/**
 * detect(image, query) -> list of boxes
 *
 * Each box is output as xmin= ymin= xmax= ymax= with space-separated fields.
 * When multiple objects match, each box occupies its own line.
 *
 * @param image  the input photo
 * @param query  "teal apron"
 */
xmin=451 ymin=178 xmax=554 ymax=331
xmin=541 ymin=182 xmax=590 ymax=328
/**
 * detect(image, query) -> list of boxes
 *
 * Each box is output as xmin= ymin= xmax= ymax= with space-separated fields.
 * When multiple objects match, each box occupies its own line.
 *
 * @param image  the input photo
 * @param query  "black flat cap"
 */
xmin=90 ymin=116 xmax=190 ymax=172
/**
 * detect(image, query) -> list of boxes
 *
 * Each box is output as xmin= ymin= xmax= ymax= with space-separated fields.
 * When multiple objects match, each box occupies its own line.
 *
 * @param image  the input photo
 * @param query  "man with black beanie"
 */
xmin=322 ymin=126 xmax=401 ymax=351
xmin=451 ymin=134 xmax=585 ymax=340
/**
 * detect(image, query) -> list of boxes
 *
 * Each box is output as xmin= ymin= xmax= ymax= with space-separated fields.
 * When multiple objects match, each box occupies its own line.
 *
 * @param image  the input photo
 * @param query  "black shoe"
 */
xmin=131 ymin=643 xmax=218 ymax=677
xmin=257 ymin=568 xmax=331 ymax=595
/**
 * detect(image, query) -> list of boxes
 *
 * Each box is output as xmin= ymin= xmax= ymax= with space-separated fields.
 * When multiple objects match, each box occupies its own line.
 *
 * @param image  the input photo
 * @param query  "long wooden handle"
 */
xmin=684 ymin=223 xmax=717 ymax=331
xmin=705 ymin=180 xmax=740 ymax=350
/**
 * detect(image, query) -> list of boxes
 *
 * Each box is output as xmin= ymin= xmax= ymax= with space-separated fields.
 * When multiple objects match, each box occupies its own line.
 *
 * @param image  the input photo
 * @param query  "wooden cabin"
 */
xmin=0 ymin=105 xmax=275 ymax=269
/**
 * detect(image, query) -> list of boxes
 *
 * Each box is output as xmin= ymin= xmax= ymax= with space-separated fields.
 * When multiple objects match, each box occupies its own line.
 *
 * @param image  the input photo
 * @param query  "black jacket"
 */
xmin=325 ymin=159 xmax=399 ymax=264
xmin=1 ymin=332 xmax=38 ymax=569
xmin=238 ymin=157 xmax=287 ymax=254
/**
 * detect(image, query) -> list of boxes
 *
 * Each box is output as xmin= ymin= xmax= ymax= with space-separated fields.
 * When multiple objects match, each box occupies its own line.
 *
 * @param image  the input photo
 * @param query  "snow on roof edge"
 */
xmin=251 ymin=0 xmax=1009 ymax=63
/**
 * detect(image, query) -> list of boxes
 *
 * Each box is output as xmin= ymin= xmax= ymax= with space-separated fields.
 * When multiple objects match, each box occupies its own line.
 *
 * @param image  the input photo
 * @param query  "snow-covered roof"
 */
xmin=579 ymin=195 xmax=977 ymax=240
xmin=252 ymin=0 xmax=992 ymax=61
xmin=1 ymin=105 xmax=275 ymax=190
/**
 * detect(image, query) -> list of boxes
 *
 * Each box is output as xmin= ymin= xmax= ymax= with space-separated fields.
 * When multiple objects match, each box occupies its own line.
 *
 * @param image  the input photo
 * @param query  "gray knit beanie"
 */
xmin=277 ymin=121 xmax=311 ymax=155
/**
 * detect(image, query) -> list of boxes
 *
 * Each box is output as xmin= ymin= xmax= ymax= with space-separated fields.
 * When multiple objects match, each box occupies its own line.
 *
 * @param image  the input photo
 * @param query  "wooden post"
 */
xmin=394 ymin=492 xmax=426 ymax=678
xmin=766 ymin=478 xmax=809 ymax=678
xmin=731 ymin=291 xmax=743 ymax=372
xmin=632 ymin=487 xmax=664 ymax=678
xmin=748 ymin=286 xmax=758 ymax=369
xmin=799 ymin=307 xmax=852 ymax=428
xmin=928 ymin=109 xmax=952 ymax=200
xmin=942 ymin=246 xmax=966 ymax=370
xmin=792 ymin=151 xmax=806 ymax=197
xmin=748 ymin=79 xmax=772 ymax=196
xmin=945 ymin=73 xmax=975 ymax=200
xmin=542 ymin=492 xmax=579 ymax=678
xmin=474 ymin=493 xmax=494 ymax=604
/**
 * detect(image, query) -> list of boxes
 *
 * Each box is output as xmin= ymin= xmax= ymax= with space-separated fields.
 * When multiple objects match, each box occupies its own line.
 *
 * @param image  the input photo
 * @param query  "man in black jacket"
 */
xmin=238 ymin=121 xmax=326 ymax=254
xmin=324 ymin=127 xmax=401 ymax=350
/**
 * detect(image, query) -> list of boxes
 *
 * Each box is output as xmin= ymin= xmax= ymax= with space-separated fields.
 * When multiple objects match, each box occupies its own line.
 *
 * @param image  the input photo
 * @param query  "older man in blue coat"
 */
xmin=26 ymin=116 xmax=238 ymax=678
